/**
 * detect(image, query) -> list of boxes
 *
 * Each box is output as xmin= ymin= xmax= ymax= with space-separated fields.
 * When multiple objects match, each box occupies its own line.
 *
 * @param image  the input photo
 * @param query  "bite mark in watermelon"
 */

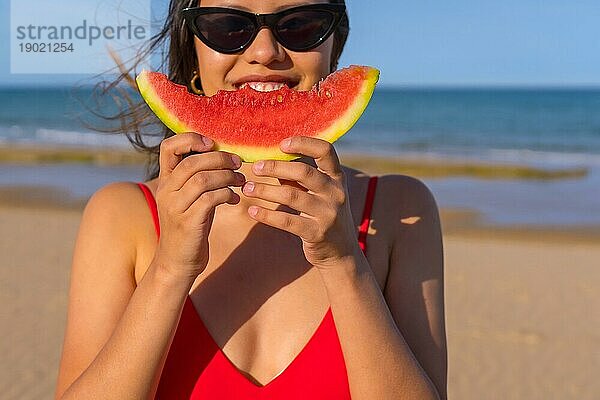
xmin=136 ymin=65 xmax=379 ymax=162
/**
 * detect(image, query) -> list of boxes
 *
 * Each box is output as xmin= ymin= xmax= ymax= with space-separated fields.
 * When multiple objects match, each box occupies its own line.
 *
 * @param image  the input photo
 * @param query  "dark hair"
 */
xmin=96 ymin=0 xmax=349 ymax=180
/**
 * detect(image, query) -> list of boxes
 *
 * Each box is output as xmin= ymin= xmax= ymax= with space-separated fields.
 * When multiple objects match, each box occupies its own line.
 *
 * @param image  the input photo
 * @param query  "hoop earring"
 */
xmin=190 ymin=71 xmax=204 ymax=95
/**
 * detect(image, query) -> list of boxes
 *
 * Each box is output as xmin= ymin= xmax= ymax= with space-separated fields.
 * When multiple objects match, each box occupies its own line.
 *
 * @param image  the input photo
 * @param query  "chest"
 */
xmin=135 ymin=196 xmax=390 ymax=303
xmin=134 ymin=178 xmax=391 ymax=386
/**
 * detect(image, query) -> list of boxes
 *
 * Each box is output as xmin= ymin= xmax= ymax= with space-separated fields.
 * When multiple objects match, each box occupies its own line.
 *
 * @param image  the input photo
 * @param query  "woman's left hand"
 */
xmin=242 ymin=136 xmax=362 ymax=270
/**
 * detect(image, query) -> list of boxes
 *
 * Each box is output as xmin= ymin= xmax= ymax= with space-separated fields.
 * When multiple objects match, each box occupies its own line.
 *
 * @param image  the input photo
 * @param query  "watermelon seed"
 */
xmin=277 ymin=95 xmax=283 ymax=103
xmin=325 ymin=90 xmax=332 ymax=98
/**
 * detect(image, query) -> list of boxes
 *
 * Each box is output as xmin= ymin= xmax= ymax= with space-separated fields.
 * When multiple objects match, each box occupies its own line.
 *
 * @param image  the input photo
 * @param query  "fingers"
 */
xmin=186 ymin=187 xmax=241 ymax=222
xmin=252 ymin=159 xmax=331 ymax=193
xmin=169 ymin=151 xmax=242 ymax=190
xmin=158 ymin=133 xmax=214 ymax=180
xmin=280 ymin=137 xmax=343 ymax=177
xmin=248 ymin=206 xmax=319 ymax=242
xmin=176 ymin=169 xmax=245 ymax=211
xmin=242 ymin=181 xmax=324 ymax=217
xmin=156 ymin=132 xmax=246 ymax=216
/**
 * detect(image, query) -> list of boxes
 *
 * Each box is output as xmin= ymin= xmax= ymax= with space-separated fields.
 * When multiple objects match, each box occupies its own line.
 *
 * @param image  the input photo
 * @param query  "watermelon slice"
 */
xmin=136 ymin=65 xmax=379 ymax=162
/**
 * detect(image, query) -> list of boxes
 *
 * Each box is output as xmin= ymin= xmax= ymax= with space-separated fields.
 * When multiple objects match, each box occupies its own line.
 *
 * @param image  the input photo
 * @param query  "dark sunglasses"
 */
xmin=181 ymin=4 xmax=346 ymax=54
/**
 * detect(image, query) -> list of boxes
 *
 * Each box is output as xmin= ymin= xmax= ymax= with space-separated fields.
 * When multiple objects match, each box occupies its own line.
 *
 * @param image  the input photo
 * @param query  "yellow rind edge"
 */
xmin=136 ymin=67 xmax=380 ymax=163
xmin=136 ymin=70 xmax=189 ymax=135
xmin=316 ymin=66 xmax=380 ymax=148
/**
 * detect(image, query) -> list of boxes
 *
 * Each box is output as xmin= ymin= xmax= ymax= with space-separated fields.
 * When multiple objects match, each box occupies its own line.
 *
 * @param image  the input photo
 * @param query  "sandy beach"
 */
xmin=1 ymin=177 xmax=598 ymax=400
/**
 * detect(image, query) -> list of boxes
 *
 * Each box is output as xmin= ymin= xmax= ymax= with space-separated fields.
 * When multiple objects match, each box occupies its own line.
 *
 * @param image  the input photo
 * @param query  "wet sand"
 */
xmin=0 ymin=185 xmax=598 ymax=399
xmin=0 ymin=143 xmax=590 ymax=180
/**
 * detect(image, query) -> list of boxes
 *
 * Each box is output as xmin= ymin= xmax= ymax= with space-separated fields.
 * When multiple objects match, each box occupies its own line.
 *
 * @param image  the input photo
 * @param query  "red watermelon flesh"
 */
xmin=136 ymin=65 xmax=379 ymax=162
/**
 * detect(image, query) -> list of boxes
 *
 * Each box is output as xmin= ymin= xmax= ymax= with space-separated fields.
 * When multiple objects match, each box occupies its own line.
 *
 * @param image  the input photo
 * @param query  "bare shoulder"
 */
xmin=372 ymin=173 xmax=443 ymax=275
xmin=84 ymin=181 xmax=148 ymax=219
xmin=82 ymin=180 xmax=158 ymax=276
xmin=84 ymin=181 xmax=140 ymax=211
xmin=372 ymin=174 xmax=447 ymax=399
xmin=344 ymin=166 xmax=440 ymax=237
xmin=55 ymin=181 xmax=150 ymax=399
xmin=375 ymin=173 xmax=439 ymax=224
xmin=82 ymin=181 xmax=153 ymax=243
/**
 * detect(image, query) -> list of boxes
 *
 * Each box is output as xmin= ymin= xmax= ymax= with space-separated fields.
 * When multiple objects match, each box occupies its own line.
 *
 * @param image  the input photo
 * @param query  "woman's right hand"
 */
xmin=152 ymin=133 xmax=245 ymax=282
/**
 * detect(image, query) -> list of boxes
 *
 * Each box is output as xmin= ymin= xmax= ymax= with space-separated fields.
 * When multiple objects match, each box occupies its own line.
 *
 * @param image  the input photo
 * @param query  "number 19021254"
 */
xmin=19 ymin=43 xmax=75 ymax=53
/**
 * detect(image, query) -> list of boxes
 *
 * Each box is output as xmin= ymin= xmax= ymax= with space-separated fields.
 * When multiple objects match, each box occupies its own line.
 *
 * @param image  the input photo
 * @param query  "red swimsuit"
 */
xmin=137 ymin=176 xmax=378 ymax=399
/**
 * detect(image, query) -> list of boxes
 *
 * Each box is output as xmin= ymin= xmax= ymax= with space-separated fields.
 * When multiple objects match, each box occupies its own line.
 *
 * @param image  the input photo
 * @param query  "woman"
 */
xmin=55 ymin=1 xmax=447 ymax=399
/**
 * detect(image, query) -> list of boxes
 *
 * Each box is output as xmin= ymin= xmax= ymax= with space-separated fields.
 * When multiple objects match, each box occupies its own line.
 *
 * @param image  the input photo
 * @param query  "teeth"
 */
xmin=243 ymin=82 xmax=286 ymax=92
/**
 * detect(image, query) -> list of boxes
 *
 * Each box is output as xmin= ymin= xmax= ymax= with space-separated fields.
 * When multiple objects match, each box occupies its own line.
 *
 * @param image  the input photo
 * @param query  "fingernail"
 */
xmin=254 ymin=161 xmax=264 ymax=173
xmin=281 ymin=138 xmax=292 ymax=149
xmin=202 ymin=136 xmax=213 ymax=146
xmin=244 ymin=182 xmax=255 ymax=193
xmin=231 ymin=154 xmax=242 ymax=168
xmin=248 ymin=206 xmax=259 ymax=217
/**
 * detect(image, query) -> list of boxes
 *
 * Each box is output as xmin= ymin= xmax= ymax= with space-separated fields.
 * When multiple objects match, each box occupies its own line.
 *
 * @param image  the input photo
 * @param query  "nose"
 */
xmin=243 ymin=27 xmax=286 ymax=65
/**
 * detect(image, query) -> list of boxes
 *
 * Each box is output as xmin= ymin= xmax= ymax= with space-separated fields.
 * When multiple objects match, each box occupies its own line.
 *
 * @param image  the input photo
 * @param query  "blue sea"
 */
xmin=2 ymin=86 xmax=600 ymax=166
xmin=1 ymin=86 xmax=600 ymax=226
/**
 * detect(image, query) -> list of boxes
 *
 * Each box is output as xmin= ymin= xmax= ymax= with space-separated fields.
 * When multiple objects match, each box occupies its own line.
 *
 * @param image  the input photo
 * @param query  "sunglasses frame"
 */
xmin=181 ymin=4 xmax=346 ymax=54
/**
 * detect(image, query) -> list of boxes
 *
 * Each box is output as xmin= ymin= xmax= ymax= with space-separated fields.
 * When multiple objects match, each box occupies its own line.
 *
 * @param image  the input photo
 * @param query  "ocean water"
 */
xmin=0 ymin=87 xmax=137 ymax=148
xmin=1 ymin=86 xmax=600 ymax=226
xmin=2 ymin=86 xmax=600 ymax=168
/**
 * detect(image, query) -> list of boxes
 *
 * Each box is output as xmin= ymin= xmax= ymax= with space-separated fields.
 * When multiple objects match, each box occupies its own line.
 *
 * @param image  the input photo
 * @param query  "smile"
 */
xmin=240 ymin=82 xmax=288 ymax=92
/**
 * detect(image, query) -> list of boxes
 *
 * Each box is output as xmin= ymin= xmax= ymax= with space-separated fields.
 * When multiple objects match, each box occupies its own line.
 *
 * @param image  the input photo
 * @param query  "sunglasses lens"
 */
xmin=276 ymin=11 xmax=335 ymax=50
xmin=193 ymin=13 xmax=254 ymax=51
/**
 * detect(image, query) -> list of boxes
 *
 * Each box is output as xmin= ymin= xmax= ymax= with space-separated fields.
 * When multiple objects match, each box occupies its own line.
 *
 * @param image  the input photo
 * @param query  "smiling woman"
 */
xmin=89 ymin=0 xmax=349 ymax=179
xmin=54 ymin=1 xmax=447 ymax=400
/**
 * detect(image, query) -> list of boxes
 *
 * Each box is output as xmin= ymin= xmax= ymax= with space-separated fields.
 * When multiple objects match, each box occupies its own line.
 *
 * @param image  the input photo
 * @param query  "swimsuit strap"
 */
xmin=137 ymin=176 xmax=379 ymax=254
xmin=137 ymin=182 xmax=160 ymax=239
xmin=358 ymin=176 xmax=379 ymax=255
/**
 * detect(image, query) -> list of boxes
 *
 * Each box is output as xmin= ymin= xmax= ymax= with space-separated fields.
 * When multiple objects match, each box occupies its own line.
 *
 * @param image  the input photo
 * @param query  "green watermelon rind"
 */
xmin=136 ymin=67 xmax=380 ymax=162
xmin=136 ymin=74 xmax=190 ymax=137
xmin=313 ymin=67 xmax=380 ymax=151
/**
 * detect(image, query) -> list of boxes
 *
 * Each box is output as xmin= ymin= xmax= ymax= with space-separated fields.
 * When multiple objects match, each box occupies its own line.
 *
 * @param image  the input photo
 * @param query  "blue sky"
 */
xmin=1 ymin=0 xmax=600 ymax=87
